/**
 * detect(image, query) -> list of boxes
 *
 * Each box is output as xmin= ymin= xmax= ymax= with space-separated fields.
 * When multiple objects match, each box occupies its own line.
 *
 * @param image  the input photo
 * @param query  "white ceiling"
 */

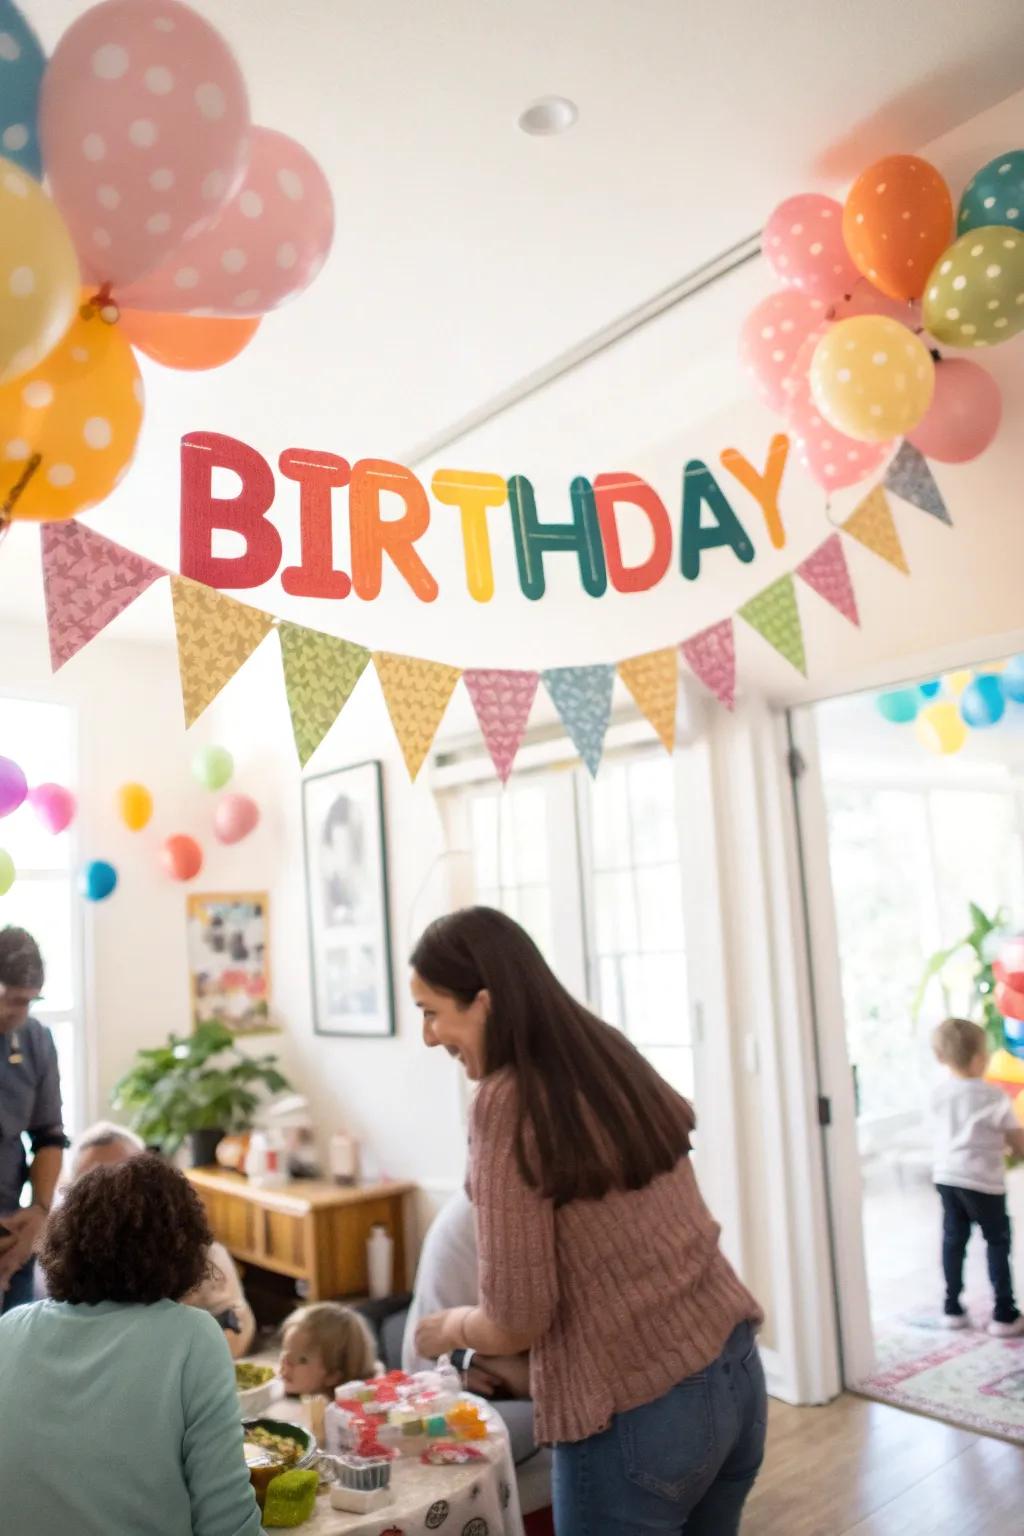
xmin=4 ymin=0 xmax=1024 ymax=677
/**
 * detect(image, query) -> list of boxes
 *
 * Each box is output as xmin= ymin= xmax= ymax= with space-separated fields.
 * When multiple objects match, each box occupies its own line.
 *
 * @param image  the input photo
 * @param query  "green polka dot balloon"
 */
xmin=958 ymin=150 xmax=1024 ymax=236
xmin=923 ymin=226 xmax=1024 ymax=347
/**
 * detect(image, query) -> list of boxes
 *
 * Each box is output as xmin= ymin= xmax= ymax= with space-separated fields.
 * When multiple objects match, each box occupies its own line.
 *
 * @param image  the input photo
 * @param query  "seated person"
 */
xmin=278 ymin=1300 xmax=377 ymax=1399
xmin=0 ymin=1154 xmax=261 ymax=1536
xmin=69 ymin=1121 xmax=257 ymax=1357
xmin=403 ymin=1189 xmax=544 ymax=1479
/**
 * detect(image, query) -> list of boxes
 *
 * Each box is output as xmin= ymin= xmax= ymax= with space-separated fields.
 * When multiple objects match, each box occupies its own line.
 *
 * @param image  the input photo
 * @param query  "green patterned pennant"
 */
xmin=739 ymin=574 xmax=806 ymax=676
xmin=278 ymin=623 xmax=370 ymax=767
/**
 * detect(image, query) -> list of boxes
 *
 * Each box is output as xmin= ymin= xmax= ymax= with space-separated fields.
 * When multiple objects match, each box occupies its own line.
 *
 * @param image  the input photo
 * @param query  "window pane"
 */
xmin=0 ymin=876 xmax=74 ymax=1011
xmin=620 ymin=954 xmax=689 ymax=1046
xmin=627 ymin=756 xmax=676 ymax=866
xmin=634 ymin=865 xmax=685 ymax=953
xmin=515 ymin=885 xmax=553 ymax=960
xmin=470 ymin=796 xmax=499 ymax=888
xmin=511 ymin=787 xmax=547 ymax=884
xmin=644 ymin=1045 xmax=695 ymax=1100
xmin=0 ymin=699 xmax=74 ymax=871
xmin=593 ymin=870 xmax=638 ymax=954
xmin=589 ymin=766 xmax=631 ymax=871
xmin=44 ymin=1017 xmax=78 ymax=1140
xmin=598 ymin=955 xmax=623 ymax=1028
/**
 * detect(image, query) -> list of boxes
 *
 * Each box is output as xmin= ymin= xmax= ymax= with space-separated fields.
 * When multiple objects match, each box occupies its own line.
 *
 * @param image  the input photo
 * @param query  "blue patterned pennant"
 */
xmin=884 ymin=441 xmax=951 ymax=525
xmin=542 ymin=664 xmax=615 ymax=777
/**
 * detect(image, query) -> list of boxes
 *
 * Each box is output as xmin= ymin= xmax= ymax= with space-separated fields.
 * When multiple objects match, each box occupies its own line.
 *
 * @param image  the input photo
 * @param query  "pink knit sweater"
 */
xmin=469 ymin=1070 xmax=763 ymax=1445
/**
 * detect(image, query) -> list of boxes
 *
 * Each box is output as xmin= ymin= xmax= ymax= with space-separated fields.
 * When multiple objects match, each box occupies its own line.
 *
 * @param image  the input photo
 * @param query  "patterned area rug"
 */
xmin=853 ymin=1313 xmax=1024 ymax=1442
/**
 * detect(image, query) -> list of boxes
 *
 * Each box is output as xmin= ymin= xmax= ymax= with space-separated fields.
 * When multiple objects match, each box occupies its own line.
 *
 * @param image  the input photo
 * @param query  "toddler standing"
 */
xmin=931 ymin=1017 xmax=1024 ymax=1335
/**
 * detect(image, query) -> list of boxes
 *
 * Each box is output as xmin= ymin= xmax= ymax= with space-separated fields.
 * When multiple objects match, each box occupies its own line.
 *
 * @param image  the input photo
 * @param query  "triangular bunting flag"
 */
xmin=464 ymin=669 xmax=539 ymax=783
xmin=618 ymin=649 xmax=677 ymax=752
xmin=278 ymin=623 xmax=370 ymax=768
xmin=841 ymin=485 xmax=909 ymax=574
xmin=542 ymin=664 xmax=615 ymax=777
xmin=884 ymin=440 xmax=951 ymax=525
xmin=170 ymin=578 xmax=275 ymax=727
xmin=374 ymin=652 xmax=462 ymax=780
xmin=739 ymin=574 xmax=807 ymax=675
xmin=796 ymin=534 xmax=860 ymax=626
xmin=41 ymin=521 xmax=164 ymax=671
xmin=680 ymin=619 xmax=735 ymax=709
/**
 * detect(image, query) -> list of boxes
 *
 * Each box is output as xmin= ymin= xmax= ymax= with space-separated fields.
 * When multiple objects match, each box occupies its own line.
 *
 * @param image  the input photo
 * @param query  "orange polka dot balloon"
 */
xmin=0 ymin=305 xmax=143 ymax=521
xmin=810 ymin=315 xmax=934 ymax=443
xmin=843 ymin=155 xmax=953 ymax=302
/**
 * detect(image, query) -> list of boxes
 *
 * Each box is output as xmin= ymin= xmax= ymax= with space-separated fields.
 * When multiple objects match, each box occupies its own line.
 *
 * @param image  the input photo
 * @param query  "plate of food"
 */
xmin=235 ymin=1361 xmax=278 ymax=1417
xmin=243 ymin=1418 xmax=318 ymax=1507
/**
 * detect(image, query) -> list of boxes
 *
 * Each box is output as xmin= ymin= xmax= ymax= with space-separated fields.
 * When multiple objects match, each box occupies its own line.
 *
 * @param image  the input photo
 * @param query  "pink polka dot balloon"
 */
xmin=739 ymin=290 xmax=827 ymax=413
xmin=784 ymin=331 xmax=891 ymax=490
xmin=39 ymin=0 xmax=250 ymax=290
xmin=763 ymin=194 xmax=859 ymax=301
xmin=116 ymin=128 xmax=334 ymax=315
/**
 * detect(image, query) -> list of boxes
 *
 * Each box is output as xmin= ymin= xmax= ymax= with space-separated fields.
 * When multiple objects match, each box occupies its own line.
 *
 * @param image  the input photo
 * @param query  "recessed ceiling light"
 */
xmin=518 ymin=96 xmax=578 ymax=136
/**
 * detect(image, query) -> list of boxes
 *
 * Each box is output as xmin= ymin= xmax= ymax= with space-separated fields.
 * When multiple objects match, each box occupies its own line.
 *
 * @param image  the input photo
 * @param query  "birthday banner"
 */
xmin=41 ymin=438 xmax=950 ymax=781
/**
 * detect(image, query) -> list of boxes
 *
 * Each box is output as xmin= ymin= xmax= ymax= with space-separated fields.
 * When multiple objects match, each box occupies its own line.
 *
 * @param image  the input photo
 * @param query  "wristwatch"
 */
xmin=449 ymin=1346 xmax=476 ymax=1379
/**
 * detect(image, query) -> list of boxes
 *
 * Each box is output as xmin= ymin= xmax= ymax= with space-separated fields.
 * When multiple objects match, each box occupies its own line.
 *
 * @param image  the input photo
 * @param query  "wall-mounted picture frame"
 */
xmin=186 ymin=892 xmax=274 ymax=1035
xmin=302 ymin=760 xmax=395 ymax=1038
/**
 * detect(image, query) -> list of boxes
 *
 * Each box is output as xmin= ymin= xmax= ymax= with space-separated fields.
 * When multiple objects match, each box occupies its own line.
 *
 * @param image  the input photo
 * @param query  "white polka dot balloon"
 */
xmin=783 ymin=330 xmax=890 ymax=489
xmin=810 ymin=315 xmax=935 ymax=442
xmin=762 ymin=193 xmax=860 ymax=302
xmin=738 ymin=289 xmax=827 ymax=413
xmin=0 ymin=157 xmax=80 ymax=385
xmin=39 ymin=0 xmax=250 ymax=289
xmin=923 ymin=225 xmax=1024 ymax=348
xmin=0 ymin=307 xmax=143 ymax=522
xmin=0 ymin=0 xmax=46 ymax=178
xmin=116 ymin=127 xmax=335 ymax=315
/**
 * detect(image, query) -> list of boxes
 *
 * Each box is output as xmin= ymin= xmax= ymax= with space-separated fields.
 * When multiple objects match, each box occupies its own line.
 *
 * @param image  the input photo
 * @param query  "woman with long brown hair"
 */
xmin=412 ymin=906 xmax=765 ymax=1535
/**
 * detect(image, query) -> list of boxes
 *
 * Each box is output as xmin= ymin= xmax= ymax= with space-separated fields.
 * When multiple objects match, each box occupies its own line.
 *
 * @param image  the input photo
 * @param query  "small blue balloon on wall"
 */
xmin=79 ymin=860 xmax=118 ymax=902
xmin=876 ymin=689 xmax=920 ymax=724
xmin=1001 ymin=655 xmax=1024 ymax=704
xmin=918 ymin=680 xmax=941 ymax=699
xmin=960 ymin=674 xmax=1006 ymax=729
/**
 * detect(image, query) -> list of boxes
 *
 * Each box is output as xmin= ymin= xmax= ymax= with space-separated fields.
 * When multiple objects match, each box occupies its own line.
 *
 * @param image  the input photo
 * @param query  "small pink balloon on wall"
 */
xmin=214 ymin=793 xmax=259 ymax=845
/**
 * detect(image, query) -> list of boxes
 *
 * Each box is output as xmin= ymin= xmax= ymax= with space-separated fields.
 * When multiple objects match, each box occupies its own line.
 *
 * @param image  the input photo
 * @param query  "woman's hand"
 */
xmin=414 ymin=1307 xmax=467 ymax=1360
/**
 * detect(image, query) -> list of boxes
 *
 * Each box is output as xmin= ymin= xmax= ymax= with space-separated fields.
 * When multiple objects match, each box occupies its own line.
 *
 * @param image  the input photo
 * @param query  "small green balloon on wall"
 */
xmin=0 ymin=849 xmax=14 ymax=897
xmin=957 ymin=150 xmax=1024 ymax=237
xmin=923 ymin=226 xmax=1024 ymax=349
xmin=192 ymin=745 xmax=234 ymax=791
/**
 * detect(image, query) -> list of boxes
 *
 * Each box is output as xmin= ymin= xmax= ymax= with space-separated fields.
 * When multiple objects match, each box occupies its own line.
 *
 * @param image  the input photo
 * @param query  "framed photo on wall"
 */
xmin=302 ymin=760 xmax=395 ymax=1038
xmin=186 ymin=893 xmax=274 ymax=1035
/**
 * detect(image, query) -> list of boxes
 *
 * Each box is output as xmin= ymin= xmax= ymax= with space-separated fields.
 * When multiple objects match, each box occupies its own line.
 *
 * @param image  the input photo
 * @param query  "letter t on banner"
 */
xmin=180 ymin=432 xmax=282 ymax=589
xmin=432 ymin=470 xmax=507 ymax=602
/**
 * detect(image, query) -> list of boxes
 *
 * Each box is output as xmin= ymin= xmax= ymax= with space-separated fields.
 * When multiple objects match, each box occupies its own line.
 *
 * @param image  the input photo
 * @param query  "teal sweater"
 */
xmin=0 ymin=1298 xmax=263 ymax=1536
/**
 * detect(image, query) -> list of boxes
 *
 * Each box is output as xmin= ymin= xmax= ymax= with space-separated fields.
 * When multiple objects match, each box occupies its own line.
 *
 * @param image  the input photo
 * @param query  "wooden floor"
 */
xmin=745 ymin=1394 xmax=1024 ymax=1534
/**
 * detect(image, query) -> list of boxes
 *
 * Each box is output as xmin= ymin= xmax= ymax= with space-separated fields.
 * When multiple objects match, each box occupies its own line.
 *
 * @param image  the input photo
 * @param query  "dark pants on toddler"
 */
xmin=937 ymin=1183 xmax=1019 ymax=1324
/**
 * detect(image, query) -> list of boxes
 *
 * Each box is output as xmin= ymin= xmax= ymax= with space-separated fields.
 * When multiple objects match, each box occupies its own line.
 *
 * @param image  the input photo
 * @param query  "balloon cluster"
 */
xmin=0 ymin=741 xmax=259 ymax=902
xmin=0 ymin=0 xmax=334 ymax=528
xmin=742 ymin=149 xmax=1024 ymax=489
xmin=875 ymin=656 xmax=1024 ymax=755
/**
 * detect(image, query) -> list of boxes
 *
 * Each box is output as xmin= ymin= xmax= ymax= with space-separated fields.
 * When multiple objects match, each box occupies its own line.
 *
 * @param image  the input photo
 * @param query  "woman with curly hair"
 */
xmin=0 ymin=1154 xmax=261 ymax=1536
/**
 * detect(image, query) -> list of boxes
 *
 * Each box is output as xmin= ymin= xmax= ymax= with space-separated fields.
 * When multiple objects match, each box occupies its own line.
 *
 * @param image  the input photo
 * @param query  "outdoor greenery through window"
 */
xmin=454 ymin=750 xmax=693 ymax=1099
xmin=0 ymin=698 xmax=81 ymax=1137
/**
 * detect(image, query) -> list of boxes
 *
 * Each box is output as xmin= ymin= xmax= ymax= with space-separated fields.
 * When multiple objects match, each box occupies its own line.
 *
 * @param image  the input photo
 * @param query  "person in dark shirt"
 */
xmin=0 ymin=927 xmax=67 ymax=1311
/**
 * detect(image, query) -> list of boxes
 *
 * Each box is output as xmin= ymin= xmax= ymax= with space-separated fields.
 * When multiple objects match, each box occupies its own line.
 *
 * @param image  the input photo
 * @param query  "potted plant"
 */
xmin=111 ymin=1021 xmax=291 ymax=1164
xmin=913 ymin=900 xmax=1006 ymax=1051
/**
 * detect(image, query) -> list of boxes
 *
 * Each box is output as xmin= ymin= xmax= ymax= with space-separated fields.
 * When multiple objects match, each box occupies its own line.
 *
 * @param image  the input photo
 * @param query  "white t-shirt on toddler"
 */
xmin=931 ymin=1076 xmax=1018 ymax=1195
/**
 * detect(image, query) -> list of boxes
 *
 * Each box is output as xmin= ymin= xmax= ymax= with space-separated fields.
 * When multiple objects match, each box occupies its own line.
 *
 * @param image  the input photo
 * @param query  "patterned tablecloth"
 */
xmin=270 ymin=1393 xmax=525 ymax=1536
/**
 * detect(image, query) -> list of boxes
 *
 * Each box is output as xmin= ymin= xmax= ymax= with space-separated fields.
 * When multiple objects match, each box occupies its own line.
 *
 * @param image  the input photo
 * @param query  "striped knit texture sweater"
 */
xmin=469 ymin=1069 xmax=763 ymax=1446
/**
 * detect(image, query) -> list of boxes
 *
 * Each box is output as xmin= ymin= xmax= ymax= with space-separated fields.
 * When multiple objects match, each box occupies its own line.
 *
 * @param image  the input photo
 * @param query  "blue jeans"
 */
xmin=553 ymin=1322 xmax=766 ymax=1534
xmin=0 ymin=1258 xmax=35 ymax=1314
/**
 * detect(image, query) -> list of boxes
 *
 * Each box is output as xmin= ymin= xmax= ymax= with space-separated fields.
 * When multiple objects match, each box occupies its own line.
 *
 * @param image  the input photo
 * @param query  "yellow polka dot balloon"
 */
xmin=0 ymin=306 xmax=144 ymax=522
xmin=0 ymin=157 xmax=79 ymax=385
xmin=809 ymin=315 xmax=935 ymax=443
xmin=923 ymin=226 xmax=1024 ymax=348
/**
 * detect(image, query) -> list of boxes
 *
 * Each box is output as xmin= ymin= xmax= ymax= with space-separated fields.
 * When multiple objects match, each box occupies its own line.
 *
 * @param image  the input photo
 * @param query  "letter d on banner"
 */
xmin=180 ymin=432 xmax=282 ymax=589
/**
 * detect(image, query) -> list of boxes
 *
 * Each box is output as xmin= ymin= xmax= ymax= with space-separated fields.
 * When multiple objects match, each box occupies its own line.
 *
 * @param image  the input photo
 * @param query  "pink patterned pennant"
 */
xmin=42 ymin=522 xmax=165 ymax=671
xmin=464 ymin=669 xmax=540 ymax=783
xmin=796 ymin=534 xmax=860 ymax=626
xmin=680 ymin=618 xmax=735 ymax=710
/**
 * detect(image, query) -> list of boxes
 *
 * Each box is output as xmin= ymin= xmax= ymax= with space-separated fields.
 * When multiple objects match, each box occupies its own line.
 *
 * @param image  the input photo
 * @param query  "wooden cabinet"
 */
xmin=186 ymin=1169 xmax=413 ymax=1300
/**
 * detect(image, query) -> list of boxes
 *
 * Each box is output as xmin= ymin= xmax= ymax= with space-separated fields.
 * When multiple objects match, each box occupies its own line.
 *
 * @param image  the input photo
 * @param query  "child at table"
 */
xmin=278 ymin=1301 xmax=378 ymax=1398
xmin=931 ymin=1017 xmax=1024 ymax=1335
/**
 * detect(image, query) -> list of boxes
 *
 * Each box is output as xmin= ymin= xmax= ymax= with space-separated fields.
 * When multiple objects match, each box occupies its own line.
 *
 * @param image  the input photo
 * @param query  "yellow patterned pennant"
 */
xmin=841 ymin=486 xmax=909 ymax=575
xmin=618 ymin=648 xmax=677 ymax=752
xmin=171 ymin=577 xmax=275 ymax=727
xmin=374 ymin=651 xmax=462 ymax=780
